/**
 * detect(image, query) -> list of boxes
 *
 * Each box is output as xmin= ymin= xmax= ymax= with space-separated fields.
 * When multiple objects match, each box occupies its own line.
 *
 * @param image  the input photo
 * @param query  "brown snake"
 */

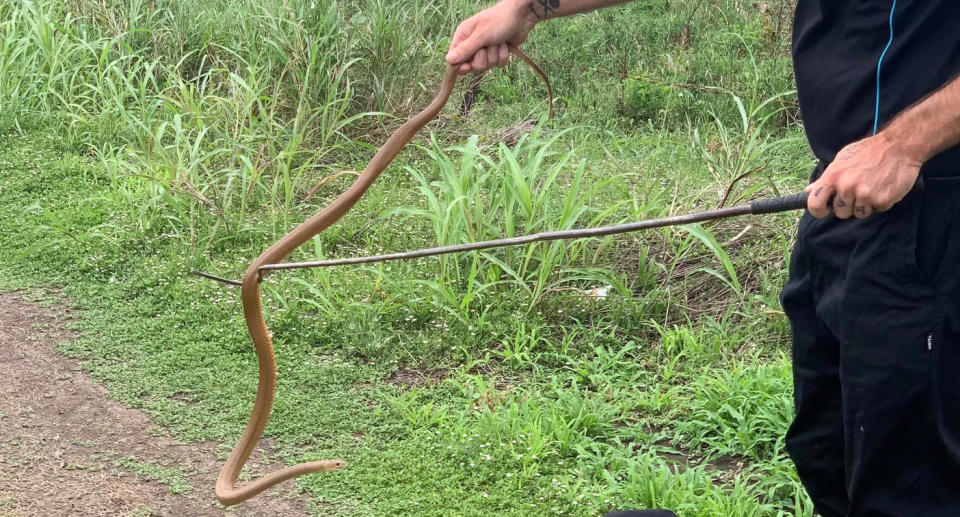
xmin=216 ymin=45 xmax=553 ymax=506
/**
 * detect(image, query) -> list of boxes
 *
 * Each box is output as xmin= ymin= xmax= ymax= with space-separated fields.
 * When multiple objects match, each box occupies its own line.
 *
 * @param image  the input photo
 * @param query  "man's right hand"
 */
xmin=446 ymin=0 xmax=539 ymax=74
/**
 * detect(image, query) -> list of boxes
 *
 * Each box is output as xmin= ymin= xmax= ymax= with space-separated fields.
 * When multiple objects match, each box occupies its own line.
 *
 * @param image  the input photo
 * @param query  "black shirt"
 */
xmin=792 ymin=1 xmax=960 ymax=176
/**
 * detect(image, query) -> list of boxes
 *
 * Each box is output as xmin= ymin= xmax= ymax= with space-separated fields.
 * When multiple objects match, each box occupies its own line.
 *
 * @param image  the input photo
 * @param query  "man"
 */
xmin=447 ymin=1 xmax=960 ymax=516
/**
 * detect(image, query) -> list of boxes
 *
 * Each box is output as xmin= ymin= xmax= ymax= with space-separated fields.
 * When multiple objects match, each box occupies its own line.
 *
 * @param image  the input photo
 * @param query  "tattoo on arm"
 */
xmin=528 ymin=0 xmax=560 ymax=20
xmin=856 ymin=206 xmax=867 ymax=215
xmin=836 ymin=198 xmax=846 ymax=207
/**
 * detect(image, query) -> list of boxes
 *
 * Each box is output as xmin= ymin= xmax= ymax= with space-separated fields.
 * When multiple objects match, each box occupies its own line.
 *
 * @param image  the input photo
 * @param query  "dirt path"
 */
xmin=0 ymin=291 xmax=313 ymax=517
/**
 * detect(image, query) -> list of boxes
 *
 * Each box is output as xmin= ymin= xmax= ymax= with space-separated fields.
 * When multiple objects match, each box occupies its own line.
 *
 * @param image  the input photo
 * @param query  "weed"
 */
xmin=115 ymin=457 xmax=193 ymax=495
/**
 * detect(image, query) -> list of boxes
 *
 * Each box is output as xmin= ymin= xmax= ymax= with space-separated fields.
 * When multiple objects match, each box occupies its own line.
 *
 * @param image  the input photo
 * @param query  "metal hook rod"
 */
xmin=261 ymin=204 xmax=753 ymax=272
xmin=191 ymin=192 xmax=808 ymax=285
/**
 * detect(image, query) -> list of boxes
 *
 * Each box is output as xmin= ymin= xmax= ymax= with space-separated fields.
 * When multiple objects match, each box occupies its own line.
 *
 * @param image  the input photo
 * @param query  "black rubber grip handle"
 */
xmin=749 ymin=192 xmax=809 ymax=215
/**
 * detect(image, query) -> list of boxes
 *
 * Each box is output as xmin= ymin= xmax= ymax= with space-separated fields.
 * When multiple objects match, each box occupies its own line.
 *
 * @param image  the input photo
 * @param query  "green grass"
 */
xmin=0 ymin=0 xmax=814 ymax=515
xmin=115 ymin=457 xmax=193 ymax=495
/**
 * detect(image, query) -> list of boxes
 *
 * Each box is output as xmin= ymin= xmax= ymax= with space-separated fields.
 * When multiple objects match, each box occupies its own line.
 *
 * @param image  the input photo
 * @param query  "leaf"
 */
xmin=678 ymin=223 xmax=741 ymax=293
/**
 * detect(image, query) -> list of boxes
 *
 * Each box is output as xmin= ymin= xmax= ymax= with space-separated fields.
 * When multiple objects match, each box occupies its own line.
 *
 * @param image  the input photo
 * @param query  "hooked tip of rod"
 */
xmin=191 ymin=270 xmax=242 ymax=287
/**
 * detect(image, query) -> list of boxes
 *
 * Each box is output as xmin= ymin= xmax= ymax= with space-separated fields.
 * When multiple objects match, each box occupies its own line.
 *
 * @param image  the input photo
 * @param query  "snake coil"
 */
xmin=216 ymin=46 xmax=552 ymax=506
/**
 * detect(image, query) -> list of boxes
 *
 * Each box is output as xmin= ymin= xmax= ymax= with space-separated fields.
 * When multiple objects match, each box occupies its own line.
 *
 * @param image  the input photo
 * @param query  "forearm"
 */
xmin=517 ymin=0 xmax=634 ymax=24
xmin=880 ymin=74 xmax=960 ymax=164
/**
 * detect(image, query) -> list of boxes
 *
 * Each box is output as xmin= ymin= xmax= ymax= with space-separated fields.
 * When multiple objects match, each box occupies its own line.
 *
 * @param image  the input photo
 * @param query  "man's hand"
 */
xmin=446 ymin=1 xmax=632 ymax=74
xmin=446 ymin=0 xmax=538 ymax=74
xmin=805 ymin=133 xmax=923 ymax=219
xmin=806 ymin=69 xmax=960 ymax=219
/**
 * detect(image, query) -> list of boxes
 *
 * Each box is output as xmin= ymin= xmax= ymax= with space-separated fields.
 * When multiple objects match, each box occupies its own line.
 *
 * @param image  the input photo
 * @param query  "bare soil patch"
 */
xmin=0 ymin=291 xmax=313 ymax=517
xmin=385 ymin=368 xmax=446 ymax=388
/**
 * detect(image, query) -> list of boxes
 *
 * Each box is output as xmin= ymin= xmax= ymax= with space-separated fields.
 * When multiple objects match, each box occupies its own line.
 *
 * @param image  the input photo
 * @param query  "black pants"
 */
xmin=781 ymin=165 xmax=960 ymax=517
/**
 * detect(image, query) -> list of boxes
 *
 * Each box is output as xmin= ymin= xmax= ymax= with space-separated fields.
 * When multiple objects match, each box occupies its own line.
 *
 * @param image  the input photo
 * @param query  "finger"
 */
xmin=498 ymin=43 xmax=509 ymax=67
xmin=446 ymin=19 xmax=476 ymax=63
xmin=479 ymin=46 xmax=499 ymax=72
xmin=471 ymin=47 xmax=488 ymax=73
xmin=807 ymin=180 xmax=836 ymax=219
xmin=459 ymin=63 xmax=472 ymax=73
xmin=833 ymin=189 xmax=855 ymax=219
xmin=853 ymin=201 xmax=873 ymax=219
xmin=874 ymin=199 xmax=895 ymax=212
xmin=450 ymin=31 xmax=488 ymax=65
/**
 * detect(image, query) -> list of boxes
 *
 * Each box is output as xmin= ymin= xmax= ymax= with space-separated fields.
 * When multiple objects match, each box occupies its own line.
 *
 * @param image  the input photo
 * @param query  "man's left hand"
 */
xmin=805 ymin=133 xmax=923 ymax=219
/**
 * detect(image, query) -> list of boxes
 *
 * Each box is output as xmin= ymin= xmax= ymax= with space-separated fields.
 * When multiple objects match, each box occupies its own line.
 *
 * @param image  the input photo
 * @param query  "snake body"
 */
xmin=216 ymin=46 xmax=552 ymax=506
